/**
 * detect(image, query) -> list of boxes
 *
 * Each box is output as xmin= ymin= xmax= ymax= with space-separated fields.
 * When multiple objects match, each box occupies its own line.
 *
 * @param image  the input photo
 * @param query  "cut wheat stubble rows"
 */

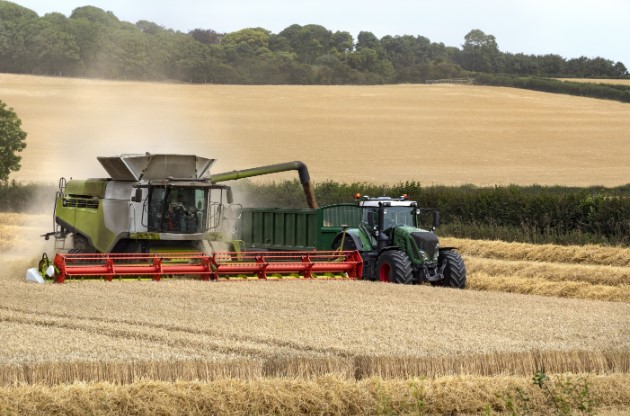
xmin=2 ymin=374 xmax=630 ymax=415
xmin=442 ymin=237 xmax=630 ymax=302
xmin=442 ymin=237 xmax=630 ymax=267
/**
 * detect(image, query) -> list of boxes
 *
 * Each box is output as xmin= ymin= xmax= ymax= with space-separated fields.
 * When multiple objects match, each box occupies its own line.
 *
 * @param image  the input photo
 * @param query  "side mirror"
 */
xmin=226 ymin=188 xmax=234 ymax=204
xmin=132 ymin=188 xmax=142 ymax=202
xmin=433 ymin=210 xmax=440 ymax=229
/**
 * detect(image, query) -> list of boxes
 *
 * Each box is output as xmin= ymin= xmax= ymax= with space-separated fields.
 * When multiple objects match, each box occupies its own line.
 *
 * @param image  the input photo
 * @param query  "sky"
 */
xmin=11 ymin=0 xmax=630 ymax=68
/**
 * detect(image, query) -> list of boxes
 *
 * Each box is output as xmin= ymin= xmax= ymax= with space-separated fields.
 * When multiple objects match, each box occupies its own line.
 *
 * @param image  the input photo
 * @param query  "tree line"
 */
xmin=0 ymin=1 xmax=627 ymax=84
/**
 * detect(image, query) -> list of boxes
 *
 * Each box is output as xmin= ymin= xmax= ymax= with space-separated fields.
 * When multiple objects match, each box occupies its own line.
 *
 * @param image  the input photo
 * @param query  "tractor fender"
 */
xmin=331 ymin=229 xmax=367 ymax=251
xmin=439 ymin=246 xmax=458 ymax=252
xmin=377 ymin=245 xmax=403 ymax=256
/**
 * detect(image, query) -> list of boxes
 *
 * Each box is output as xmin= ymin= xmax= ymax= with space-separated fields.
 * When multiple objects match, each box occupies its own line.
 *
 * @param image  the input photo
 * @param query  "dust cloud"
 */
xmin=0 ymin=213 xmax=54 ymax=281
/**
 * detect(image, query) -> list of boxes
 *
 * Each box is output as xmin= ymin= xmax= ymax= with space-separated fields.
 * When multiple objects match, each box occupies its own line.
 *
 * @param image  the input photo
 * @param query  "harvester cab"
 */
xmin=333 ymin=195 xmax=466 ymax=288
xmin=45 ymin=154 xmax=231 ymax=254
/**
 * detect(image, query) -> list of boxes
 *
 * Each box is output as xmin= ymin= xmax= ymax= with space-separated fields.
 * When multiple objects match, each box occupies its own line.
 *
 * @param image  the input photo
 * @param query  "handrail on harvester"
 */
xmin=52 ymin=251 xmax=363 ymax=283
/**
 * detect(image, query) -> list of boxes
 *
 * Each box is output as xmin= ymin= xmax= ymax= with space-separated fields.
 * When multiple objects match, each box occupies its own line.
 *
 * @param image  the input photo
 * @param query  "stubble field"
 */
xmin=1 ymin=75 xmax=630 ymax=414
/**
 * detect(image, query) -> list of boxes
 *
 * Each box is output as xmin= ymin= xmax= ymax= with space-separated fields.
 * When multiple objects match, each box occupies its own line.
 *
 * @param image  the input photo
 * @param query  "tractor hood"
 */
xmin=98 ymin=154 xmax=215 ymax=181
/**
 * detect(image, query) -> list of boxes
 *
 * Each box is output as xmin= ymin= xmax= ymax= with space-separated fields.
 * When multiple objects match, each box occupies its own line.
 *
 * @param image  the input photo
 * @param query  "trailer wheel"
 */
xmin=376 ymin=250 xmax=413 ymax=284
xmin=433 ymin=250 xmax=466 ymax=289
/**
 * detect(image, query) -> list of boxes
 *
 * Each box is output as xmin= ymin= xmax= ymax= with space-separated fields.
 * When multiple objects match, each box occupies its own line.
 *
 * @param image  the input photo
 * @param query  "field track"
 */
xmin=1 ymin=73 xmax=630 ymax=186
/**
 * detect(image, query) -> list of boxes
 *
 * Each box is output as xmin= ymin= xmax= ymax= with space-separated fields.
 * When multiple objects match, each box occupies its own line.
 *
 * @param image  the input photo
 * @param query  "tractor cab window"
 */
xmin=384 ymin=207 xmax=416 ymax=227
xmin=362 ymin=206 xmax=416 ymax=229
xmin=147 ymin=187 xmax=209 ymax=233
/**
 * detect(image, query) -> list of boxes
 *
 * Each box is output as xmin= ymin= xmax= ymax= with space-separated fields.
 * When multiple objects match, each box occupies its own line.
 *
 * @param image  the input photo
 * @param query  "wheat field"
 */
xmin=2 ymin=74 xmax=630 ymax=413
xmin=2 ymin=73 xmax=630 ymax=186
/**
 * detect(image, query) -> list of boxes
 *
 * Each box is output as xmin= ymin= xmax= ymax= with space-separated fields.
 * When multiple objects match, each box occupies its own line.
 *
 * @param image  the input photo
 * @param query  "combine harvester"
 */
xmin=27 ymin=153 xmax=465 ymax=288
xmin=26 ymin=154 xmax=362 ymax=283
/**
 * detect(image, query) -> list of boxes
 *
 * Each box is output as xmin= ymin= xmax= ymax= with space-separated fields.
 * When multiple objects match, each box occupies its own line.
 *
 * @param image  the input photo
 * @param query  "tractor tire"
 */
xmin=376 ymin=250 xmax=414 ymax=284
xmin=433 ymin=250 xmax=466 ymax=289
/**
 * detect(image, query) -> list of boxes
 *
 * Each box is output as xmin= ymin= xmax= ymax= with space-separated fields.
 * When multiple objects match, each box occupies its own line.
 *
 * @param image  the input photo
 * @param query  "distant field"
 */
xmin=1 ymin=73 xmax=630 ymax=186
xmin=557 ymin=78 xmax=630 ymax=86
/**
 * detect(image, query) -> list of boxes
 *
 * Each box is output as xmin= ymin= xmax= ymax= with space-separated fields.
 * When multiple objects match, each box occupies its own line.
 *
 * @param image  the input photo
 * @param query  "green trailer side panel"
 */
xmin=239 ymin=204 xmax=361 ymax=252
xmin=240 ymin=208 xmax=318 ymax=250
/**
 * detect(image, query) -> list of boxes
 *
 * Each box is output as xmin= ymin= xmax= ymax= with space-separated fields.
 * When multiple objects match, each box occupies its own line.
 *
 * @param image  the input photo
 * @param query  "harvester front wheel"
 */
xmin=376 ymin=250 xmax=413 ymax=284
xmin=434 ymin=250 xmax=466 ymax=289
xmin=72 ymin=234 xmax=95 ymax=252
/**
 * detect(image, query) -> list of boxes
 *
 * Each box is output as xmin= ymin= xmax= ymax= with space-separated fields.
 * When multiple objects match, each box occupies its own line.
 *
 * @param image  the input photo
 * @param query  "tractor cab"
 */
xmin=359 ymin=197 xmax=419 ymax=230
xmin=356 ymin=195 xmax=439 ymax=244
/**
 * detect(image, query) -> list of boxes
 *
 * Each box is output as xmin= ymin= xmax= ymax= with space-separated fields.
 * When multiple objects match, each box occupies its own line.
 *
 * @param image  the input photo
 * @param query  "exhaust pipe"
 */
xmin=210 ymin=161 xmax=318 ymax=208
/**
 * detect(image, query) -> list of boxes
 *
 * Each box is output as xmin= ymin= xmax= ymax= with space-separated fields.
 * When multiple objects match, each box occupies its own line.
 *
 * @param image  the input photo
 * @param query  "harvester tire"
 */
xmin=434 ymin=250 xmax=466 ymax=289
xmin=73 ymin=234 xmax=95 ymax=253
xmin=376 ymin=250 xmax=413 ymax=284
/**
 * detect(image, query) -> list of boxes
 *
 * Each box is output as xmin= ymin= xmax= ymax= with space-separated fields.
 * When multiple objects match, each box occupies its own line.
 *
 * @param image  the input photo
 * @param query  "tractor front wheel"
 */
xmin=376 ymin=250 xmax=413 ymax=284
xmin=433 ymin=250 xmax=466 ymax=289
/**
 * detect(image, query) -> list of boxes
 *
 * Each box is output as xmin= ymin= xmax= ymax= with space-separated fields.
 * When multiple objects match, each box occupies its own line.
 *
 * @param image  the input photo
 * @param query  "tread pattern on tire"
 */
xmin=436 ymin=250 xmax=466 ymax=288
xmin=377 ymin=250 xmax=414 ymax=284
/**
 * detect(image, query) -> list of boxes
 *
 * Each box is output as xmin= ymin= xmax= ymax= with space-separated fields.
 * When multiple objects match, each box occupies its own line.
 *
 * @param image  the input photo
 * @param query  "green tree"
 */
xmin=189 ymin=28 xmax=222 ymax=44
xmin=69 ymin=5 xmax=119 ymax=26
xmin=278 ymin=24 xmax=333 ymax=64
xmin=0 ymin=101 xmax=27 ymax=182
xmin=222 ymin=27 xmax=270 ymax=50
xmin=331 ymin=30 xmax=353 ymax=54
xmin=356 ymin=31 xmax=380 ymax=51
xmin=460 ymin=29 xmax=500 ymax=72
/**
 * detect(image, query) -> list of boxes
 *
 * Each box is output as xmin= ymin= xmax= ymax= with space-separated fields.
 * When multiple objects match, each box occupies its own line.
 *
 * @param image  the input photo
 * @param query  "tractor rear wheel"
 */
xmin=376 ymin=250 xmax=413 ymax=284
xmin=433 ymin=250 xmax=466 ymax=288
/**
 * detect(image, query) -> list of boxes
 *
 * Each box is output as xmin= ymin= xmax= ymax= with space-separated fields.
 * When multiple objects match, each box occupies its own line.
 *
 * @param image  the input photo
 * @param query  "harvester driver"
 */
xmin=169 ymin=194 xmax=191 ymax=231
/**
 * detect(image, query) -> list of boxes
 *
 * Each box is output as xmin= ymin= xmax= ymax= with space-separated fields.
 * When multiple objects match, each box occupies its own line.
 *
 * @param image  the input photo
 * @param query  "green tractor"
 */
xmin=330 ymin=195 xmax=466 ymax=288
